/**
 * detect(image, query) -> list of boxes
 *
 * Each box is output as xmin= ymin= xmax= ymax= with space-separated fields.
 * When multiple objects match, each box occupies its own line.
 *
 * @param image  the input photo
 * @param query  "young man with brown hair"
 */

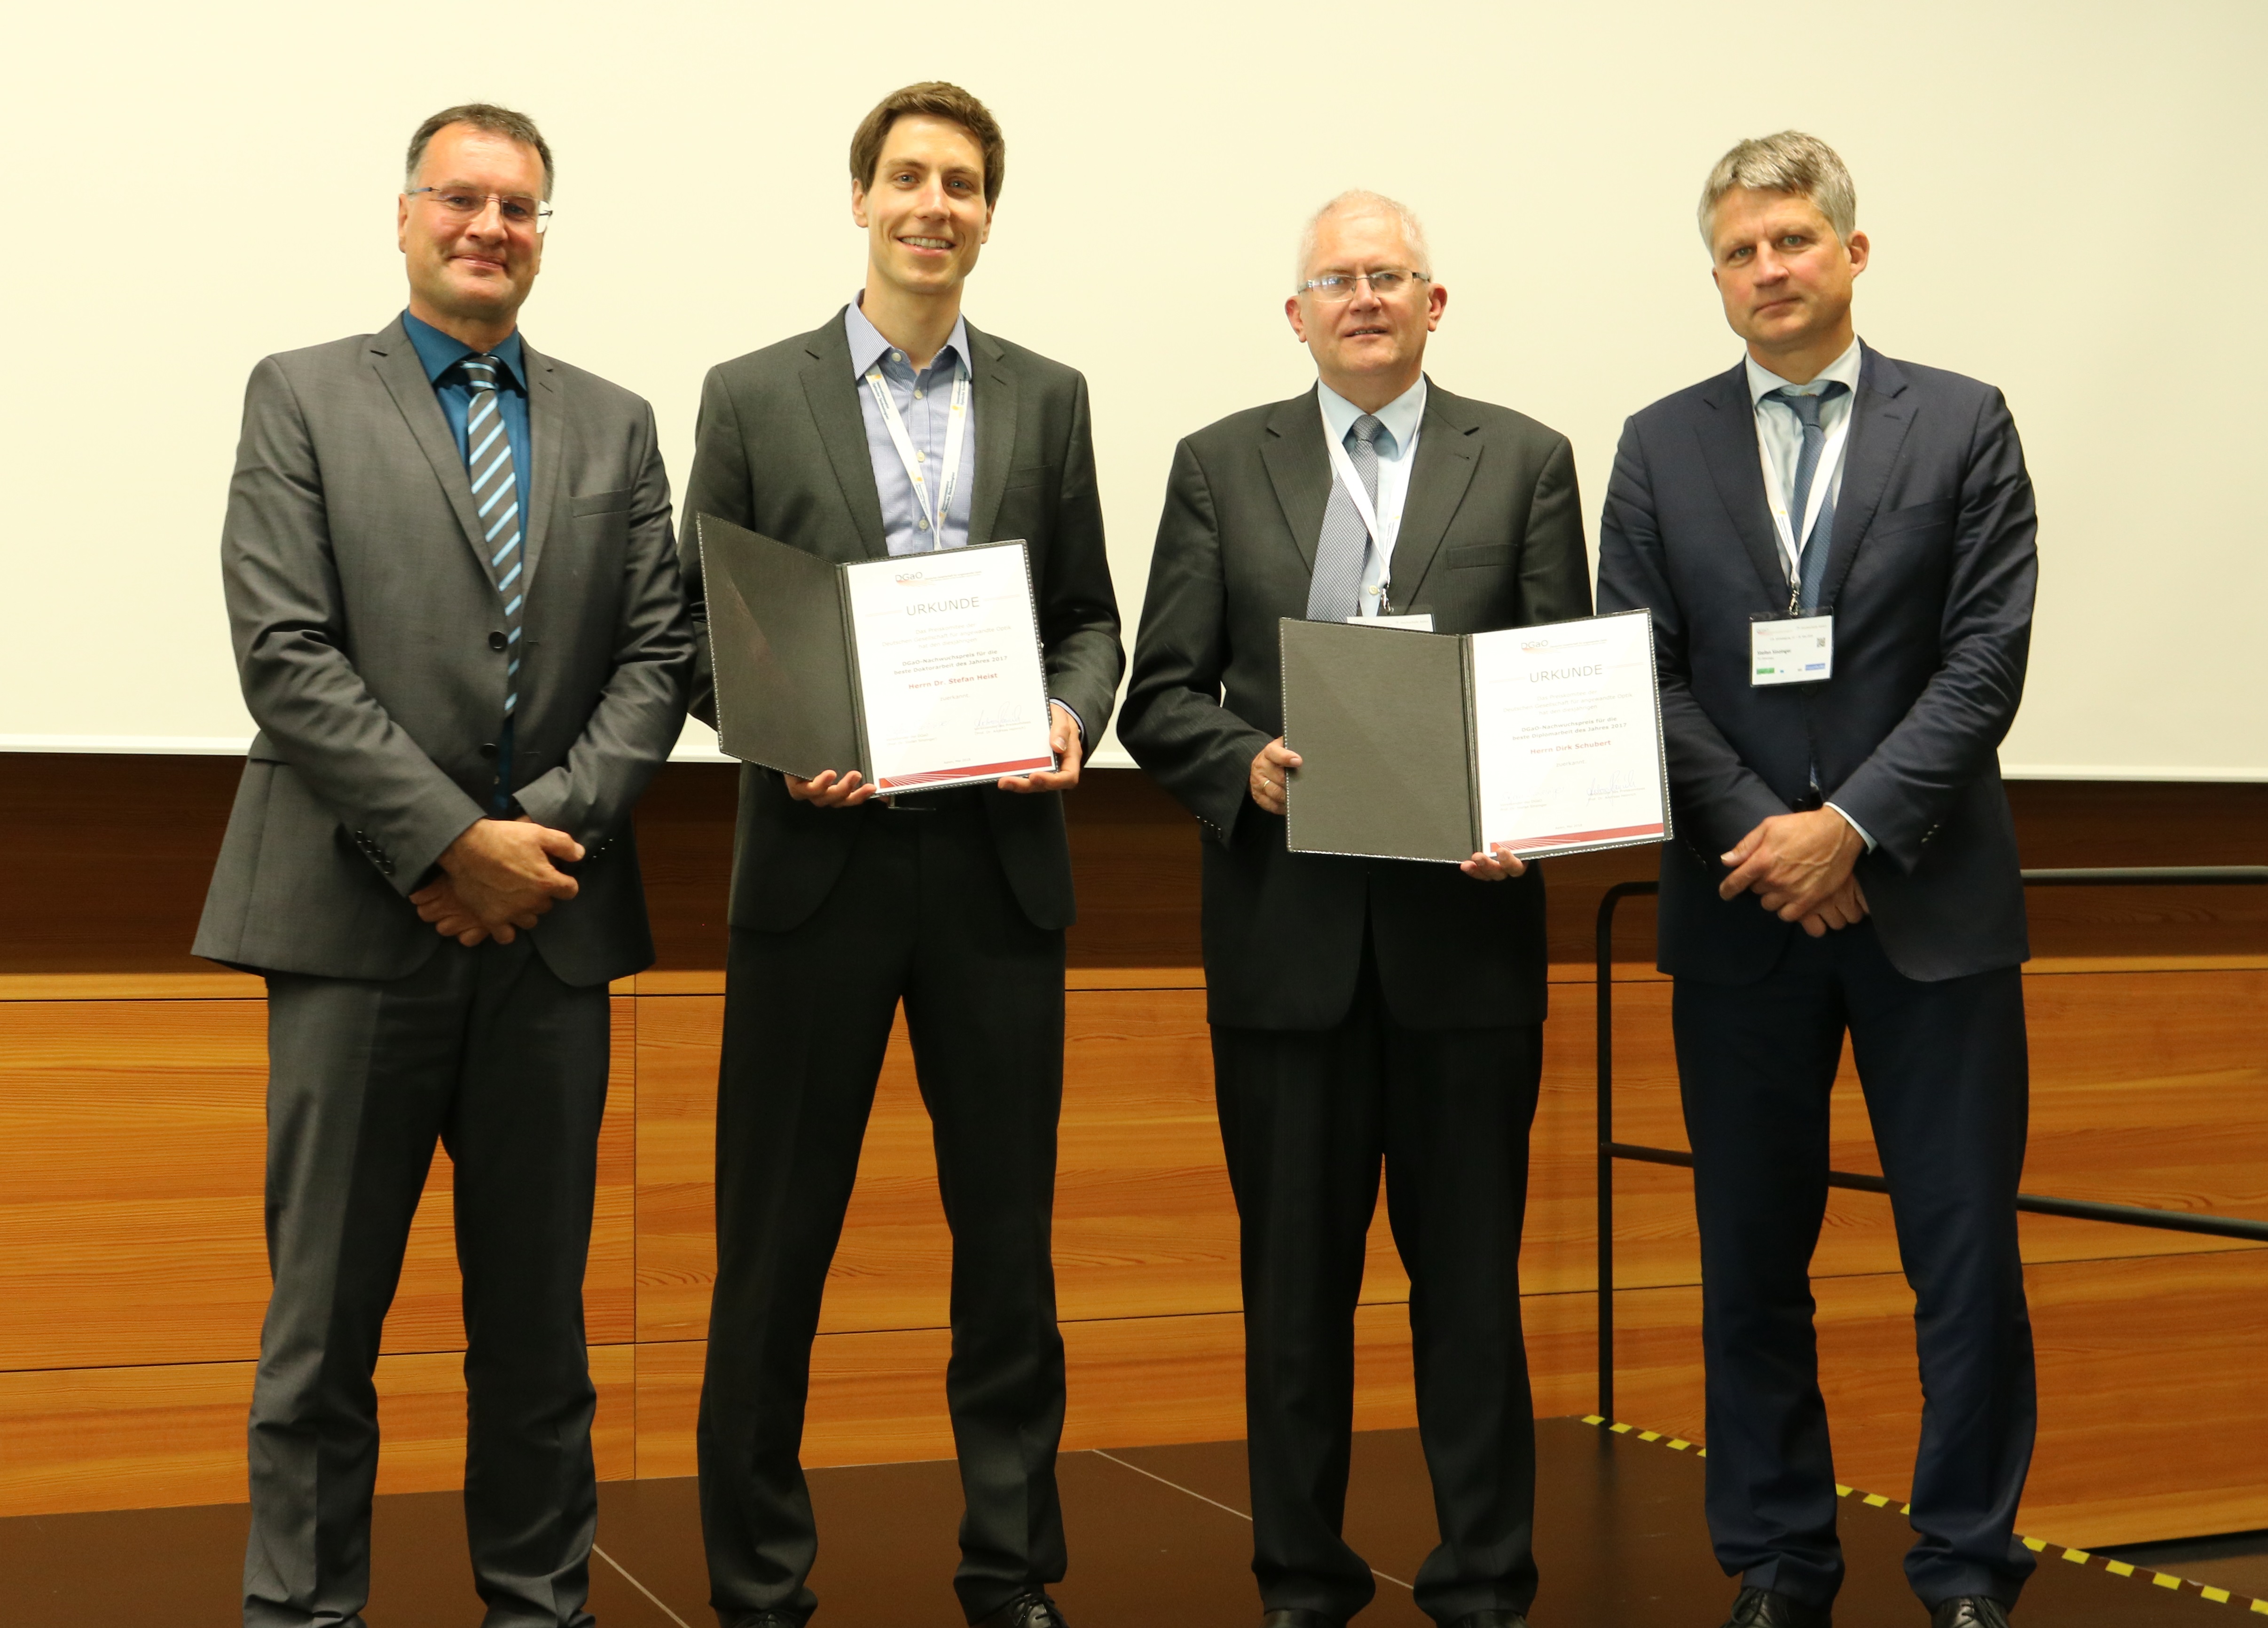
xmin=681 ymin=81 xmax=1121 ymax=1628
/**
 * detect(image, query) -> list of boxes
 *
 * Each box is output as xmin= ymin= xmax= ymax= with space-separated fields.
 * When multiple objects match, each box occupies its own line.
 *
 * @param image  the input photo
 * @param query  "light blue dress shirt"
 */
xmin=402 ymin=309 xmax=532 ymax=814
xmin=845 ymin=298 xmax=977 ymax=558
xmin=1316 ymin=375 xmax=1426 ymax=616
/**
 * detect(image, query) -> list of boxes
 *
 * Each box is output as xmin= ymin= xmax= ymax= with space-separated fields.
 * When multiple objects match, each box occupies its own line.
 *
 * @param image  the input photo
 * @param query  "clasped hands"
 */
xmin=1249 ymin=737 xmax=1526 ymax=882
xmin=1718 ymin=808 xmax=1868 ymax=937
xmin=785 ymin=701 xmax=1085 ymax=807
xmin=411 ymin=817 xmax=583 ymax=947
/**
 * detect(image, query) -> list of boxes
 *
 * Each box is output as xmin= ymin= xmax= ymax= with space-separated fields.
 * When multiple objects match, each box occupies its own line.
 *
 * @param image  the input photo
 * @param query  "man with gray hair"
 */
xmin=197 ymin=102 xmax=692 ymax=1627
xmin=1597 ymin=132 xmax=2039 ymax=1628
xmin=1122 ymin=189 xmax=1590 ymax=1628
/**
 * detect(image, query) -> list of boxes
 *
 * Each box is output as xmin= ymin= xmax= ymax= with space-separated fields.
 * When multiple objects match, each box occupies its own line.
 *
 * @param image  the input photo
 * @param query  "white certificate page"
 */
xmin=1468 ymin=609 xmax=1669 ymax=857
xmin=841 ymin=543 xmax=1056 ymax=793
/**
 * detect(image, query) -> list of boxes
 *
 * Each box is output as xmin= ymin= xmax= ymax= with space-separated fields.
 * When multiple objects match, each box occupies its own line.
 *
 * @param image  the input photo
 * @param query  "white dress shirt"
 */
xmin=1317 ymin=374 xmax=1426 ymax=616
xmin=1746 ymin=335 xmax=1863 ymax=584
xmin=1742 ymin=335 xmax=1875 ymax=852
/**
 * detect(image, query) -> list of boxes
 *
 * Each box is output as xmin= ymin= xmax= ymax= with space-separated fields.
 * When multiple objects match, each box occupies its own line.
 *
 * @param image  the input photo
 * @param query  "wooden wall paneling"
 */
xmin=0 ymin=1345 xmax=636 ymax=1517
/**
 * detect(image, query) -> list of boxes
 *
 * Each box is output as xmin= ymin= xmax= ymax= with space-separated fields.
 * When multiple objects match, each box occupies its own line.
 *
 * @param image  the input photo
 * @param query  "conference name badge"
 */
xmin=1751 ymin=614 xmax=1834 ymax=686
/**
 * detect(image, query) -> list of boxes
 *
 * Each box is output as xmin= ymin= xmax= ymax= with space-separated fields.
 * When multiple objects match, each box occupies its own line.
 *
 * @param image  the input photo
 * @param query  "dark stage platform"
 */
xmin=2 ymin=1418 xmax=2248 ymax=1625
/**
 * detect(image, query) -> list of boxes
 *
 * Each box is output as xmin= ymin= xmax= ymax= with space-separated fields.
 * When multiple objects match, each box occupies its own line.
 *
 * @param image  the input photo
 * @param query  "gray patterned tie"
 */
xmin=1769 ymin=382 xmax=1850 ymax=613
xmin=463 ymin=355 xmax=523 ymax=716
xmin=1305 ymin=413 xmax=1384 ymax=622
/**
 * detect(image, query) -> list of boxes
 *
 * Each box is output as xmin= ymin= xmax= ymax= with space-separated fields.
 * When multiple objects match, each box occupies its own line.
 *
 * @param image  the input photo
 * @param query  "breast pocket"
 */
xmin=1446 ymin=541 xmax=1516 ymax=569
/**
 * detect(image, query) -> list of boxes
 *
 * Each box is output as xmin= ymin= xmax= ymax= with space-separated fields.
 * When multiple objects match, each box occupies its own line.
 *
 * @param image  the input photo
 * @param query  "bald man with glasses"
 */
xmin=1121 ymin=190 xmax=1591 ymax=1628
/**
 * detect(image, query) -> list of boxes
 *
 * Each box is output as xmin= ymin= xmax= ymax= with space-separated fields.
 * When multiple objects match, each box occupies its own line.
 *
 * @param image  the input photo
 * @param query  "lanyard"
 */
xmin=864 ymin=356 xmax=970 ymax=550
xmin=1758 ymin=393 xmax=1853 ymax=586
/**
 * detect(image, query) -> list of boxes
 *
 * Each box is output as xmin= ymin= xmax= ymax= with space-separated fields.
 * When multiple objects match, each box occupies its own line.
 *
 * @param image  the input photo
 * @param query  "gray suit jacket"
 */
xmin=681 ymin=310 xmax=1122 ymax=934
xmin=194 ymin=315 xmax=695 ymax=987
xmin=1118 ymin=381 xmax=1593 ymax=1030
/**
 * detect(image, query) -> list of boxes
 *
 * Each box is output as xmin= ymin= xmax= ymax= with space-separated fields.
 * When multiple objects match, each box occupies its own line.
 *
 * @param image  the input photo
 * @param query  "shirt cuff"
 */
xmin=1825 ymin=801 xmax=1877 ymax=852
xmin=1049 ymin=699 xmax=1086 ymax=748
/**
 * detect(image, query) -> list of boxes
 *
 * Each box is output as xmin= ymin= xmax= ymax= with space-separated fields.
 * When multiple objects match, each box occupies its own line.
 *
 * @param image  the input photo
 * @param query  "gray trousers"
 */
xmin=243 ymin=935 xmax=610 ymax=1628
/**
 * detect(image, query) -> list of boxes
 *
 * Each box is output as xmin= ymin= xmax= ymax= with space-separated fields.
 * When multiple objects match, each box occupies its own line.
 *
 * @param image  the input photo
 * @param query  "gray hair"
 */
xmin=1697 ymin=131 xmax=1855 ymax=249
xmin=406 ymin=102 xmax=556 ymax=201
xmin=1295 ymin=189 xmax=1433 ymax=288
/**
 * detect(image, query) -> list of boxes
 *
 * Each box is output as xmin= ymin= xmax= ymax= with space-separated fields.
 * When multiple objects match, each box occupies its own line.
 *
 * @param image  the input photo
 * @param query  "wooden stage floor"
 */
xmin=1 ymin=1418 xmax=2246 ymax=1625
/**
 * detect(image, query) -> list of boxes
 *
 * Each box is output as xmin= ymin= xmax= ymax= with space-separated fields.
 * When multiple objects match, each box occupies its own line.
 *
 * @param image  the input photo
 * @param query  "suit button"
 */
xmin=479 ymin=742 xmax=499 ymax=760
xmin=488 ymin=631 xmax=508 ymax=652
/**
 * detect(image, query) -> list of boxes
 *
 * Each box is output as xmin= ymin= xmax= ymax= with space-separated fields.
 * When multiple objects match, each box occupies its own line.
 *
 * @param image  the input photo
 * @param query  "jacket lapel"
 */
xmin=1260 ymin=388 xmax=1332 ymax=571
xmin=1816 ymin=344 xmax=1916 ymax=609
xmin=1694 ymin=361 xmax=1793 ymax=607
xmin=1388 ymin=380 xmax=1481 ymax=607
xmin=370 ymin=318 xmax=487 ymax=574
xmin=965 ymin=321 xmax=1019 ymax=548
xmin=799 ymin=311 xmax=890 ymax=559
xmin=518 ymin=339 xmax=564 ymax=589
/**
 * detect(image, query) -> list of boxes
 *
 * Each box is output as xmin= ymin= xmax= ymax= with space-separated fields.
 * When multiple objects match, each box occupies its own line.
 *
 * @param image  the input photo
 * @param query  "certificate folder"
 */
xmin=696 ymin=512 xmax=1056 ymax=793
xmin=1281 ymin=609 xmax=1672 ymax=864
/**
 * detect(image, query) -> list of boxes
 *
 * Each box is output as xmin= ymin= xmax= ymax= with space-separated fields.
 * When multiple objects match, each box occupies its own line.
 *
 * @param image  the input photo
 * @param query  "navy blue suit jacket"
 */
xmin=1595 ymin=344 xmax=2037 ymax=985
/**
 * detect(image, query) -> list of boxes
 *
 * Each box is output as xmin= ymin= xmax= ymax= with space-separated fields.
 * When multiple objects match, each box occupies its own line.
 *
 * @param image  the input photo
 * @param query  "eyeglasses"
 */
xmin=1297 ymin=269 xmax=1429 ymax=301
xmin=407 ymin=186 xmax=554 ymax=235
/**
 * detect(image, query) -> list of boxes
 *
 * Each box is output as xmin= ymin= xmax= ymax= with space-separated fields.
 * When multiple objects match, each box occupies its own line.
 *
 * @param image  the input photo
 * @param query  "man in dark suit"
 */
xmin=679 ymin=82 xmax=1121 ymax=1628
xmin=196 ymin=104 xmax=693 ymax=1628
xmin=1595 ymin=132 xmax=2039 ymax=1628
xmin=1119 ymin=190 xmax=1591 ymax=1628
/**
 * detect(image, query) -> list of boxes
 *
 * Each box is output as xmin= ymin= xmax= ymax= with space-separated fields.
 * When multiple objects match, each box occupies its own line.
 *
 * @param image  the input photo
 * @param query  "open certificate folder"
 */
xmin=696 ymin=513 xmax=1057 ymax=794
xmin=1281 ymin=608 xmax=1671 ymax=863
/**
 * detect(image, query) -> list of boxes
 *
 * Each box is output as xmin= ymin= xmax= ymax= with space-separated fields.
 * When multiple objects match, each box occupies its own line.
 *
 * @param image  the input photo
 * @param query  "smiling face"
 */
xmin=396 ymin=122 xmax=547 ymax=338
xmin=1286 ymin=205 xmax=1446 ymax=409
xmin=852 ymin=113 xmax=992 ymax=303
xmin=1708 ymin=186 xmax=1868 ymax=376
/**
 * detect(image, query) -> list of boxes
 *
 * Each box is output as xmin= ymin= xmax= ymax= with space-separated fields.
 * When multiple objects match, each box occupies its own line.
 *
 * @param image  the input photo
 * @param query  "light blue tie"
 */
xmin=1307 ymin=413 xmax=1383 ymax=622
xmin=463 ymin=356 xmax=523 ymax=718
xmin=1769 ymin=382 xmax=1849 ymax=613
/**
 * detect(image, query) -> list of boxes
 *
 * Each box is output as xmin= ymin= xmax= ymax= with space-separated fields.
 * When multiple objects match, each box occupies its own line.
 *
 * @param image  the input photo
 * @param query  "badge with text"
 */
xmin=1750 ymin=614 xmax=1834 ymax=686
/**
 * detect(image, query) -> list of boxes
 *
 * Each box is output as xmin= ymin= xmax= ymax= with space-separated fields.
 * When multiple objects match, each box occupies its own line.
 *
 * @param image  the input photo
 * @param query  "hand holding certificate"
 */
xmin=1280 ymin=609 xmax=1670 ymax=864
xmin=697 ymin=513 xmax=1058 ymax=797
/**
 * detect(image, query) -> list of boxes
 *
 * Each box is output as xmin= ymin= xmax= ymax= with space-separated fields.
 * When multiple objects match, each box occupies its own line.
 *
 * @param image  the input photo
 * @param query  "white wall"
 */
xmin=3 ymin=0 xmax=2260 ymax=776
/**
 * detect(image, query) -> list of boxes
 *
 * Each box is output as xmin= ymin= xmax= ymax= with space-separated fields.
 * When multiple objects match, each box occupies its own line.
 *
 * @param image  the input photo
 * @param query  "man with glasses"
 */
xmin=196 ymin=102 xmax=691 ymax=1628
xmin=679 ymin=82 xmax=1119 ymax=1628
xmin=1119 ymin=190 xmax=1590 ymax=1628
xmin=1596 ymin=133 xmax=2038 ymax=1628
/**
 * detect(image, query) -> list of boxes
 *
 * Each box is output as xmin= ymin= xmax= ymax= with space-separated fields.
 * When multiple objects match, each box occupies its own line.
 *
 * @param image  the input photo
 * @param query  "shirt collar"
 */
xmin=1745 ymin=334 xmax=1863 ymax=409
xmin=845 ymin=295 xmax=971 ymax=380
xmin=401 ymin=309 xmax=526 ymax=391
xmin=1317 ymin=373 xmax=1428 ymax=457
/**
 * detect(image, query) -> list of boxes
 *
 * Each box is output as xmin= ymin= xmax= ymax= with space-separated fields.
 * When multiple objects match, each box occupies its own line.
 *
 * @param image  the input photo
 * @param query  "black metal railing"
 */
xmin=1594 ymin=865 xmax=2268 ymax=1422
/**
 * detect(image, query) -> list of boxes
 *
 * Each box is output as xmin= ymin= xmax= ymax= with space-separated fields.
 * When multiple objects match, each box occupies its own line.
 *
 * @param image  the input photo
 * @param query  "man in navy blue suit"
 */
xmin=1596 ymin=132 xmax=2039 ymax=1628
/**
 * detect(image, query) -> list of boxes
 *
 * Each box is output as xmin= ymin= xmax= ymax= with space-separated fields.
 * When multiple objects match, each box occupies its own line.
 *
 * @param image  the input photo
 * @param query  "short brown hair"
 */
xmin=1698 ymin=131 xmax=1855 ymax=249
xmin=849 ymin=82 xmax=1005 ymax=207
xmin=406 ymin=102 xmax=556 ymax=201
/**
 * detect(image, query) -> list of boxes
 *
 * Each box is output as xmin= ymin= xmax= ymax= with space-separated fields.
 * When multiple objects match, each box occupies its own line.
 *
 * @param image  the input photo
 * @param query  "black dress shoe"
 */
xmin=732 ymin=1614 xmax=802 ymax=1628
xmin=1447 ymin=1613 xmax=1529 ymax=1628
xmin=977 ymin=1591 xmax=1070 ymax=1628
xmin=1723 ymin=1587 xmax=1833 ymax=1628
xmin=1261 ymin=1613 xmax=1342 ymax=1628
xmin=1930 ymin=1600 xmax=2011 ymax=1628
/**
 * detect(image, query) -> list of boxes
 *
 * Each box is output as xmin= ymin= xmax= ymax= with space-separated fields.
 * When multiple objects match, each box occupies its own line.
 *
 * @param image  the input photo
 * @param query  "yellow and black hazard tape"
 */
xmin=1581 ymin=1417 xmax=2268 ymax=1612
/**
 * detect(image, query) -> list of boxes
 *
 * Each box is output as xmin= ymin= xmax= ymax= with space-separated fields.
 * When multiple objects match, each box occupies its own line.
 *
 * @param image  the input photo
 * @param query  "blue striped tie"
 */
xmin=463 ymin=355 xmax=523 ymax=718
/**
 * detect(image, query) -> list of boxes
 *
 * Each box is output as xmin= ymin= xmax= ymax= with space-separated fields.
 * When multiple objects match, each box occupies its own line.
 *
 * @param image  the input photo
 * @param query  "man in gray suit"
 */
xmin=195 ymin=103 xmax=692 ymax=1628
xmin=680 ymin=81 xmax=1119 ymax=1628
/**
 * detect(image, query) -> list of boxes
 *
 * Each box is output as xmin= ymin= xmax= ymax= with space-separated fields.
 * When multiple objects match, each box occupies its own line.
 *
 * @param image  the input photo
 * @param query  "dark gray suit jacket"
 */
xmin=1118 ymin=381 xmax=1593 ymax=1031
xmin=681 ymin=310 xmax=1123 ymax=935
xmin=194 ymin=315 xmax=695 ymax=988
xmin=1595 ymin=345 xmax=2037 ymax=985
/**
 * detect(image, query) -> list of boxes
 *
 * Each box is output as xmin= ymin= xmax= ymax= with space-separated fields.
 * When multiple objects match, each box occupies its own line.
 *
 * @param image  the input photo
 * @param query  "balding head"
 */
xmin=1295 ymin=189 xmax=1432 ymax=287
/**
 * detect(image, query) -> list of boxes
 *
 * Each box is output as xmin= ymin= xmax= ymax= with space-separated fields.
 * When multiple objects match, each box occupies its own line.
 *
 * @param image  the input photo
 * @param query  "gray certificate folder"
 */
xmin=696 ymin=512 xmax=863 ymax=780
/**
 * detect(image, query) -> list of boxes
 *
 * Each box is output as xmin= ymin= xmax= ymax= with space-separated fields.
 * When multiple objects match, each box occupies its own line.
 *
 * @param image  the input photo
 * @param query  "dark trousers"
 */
xmin=697 ymin=797 xmax=1068 ymax=1626
xmin=244 ymin=936 xmax=610 ymax=1628
xmin=1674 ymin=919 xmax=2037 ymax=1610
xmin=1211 ymin=949 xmax=1543 ymax=1626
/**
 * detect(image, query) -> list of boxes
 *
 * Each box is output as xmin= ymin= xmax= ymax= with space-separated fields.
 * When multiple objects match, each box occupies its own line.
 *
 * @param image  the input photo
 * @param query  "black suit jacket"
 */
xmin=1119 ymin=381 xmax=1592 ymax=1030
xmin=681 ymin=310 xmax=1122 ymax=934
xmin=1595 ymin=344 xmax=2037 ymax=985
